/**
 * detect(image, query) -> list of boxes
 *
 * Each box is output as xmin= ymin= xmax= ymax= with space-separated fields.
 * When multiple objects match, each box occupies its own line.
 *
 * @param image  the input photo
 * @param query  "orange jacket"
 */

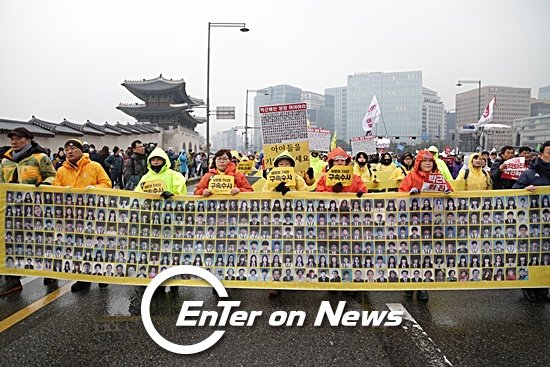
xmin=398 ymin=150 xmax=453 ymax=193
xmin=315 ymin=173 xmax=367 ymax=193
xmin=194 ymin=161 xmax=253 ymax=195
xmin=53 ymin=154 xmax=112 ymax=188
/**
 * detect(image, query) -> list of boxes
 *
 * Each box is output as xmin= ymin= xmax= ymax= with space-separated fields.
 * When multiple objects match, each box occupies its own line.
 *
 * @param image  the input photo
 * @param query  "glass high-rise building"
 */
xmin=346 ymin=71 xmax=423 ymax=141
xmin=325 ymin=86 xmax=347 ymax=141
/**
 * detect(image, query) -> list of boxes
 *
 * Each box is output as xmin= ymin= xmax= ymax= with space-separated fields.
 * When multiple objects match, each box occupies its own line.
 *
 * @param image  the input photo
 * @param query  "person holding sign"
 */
xmin=194 ymin=149 xmax=253 ymax=196
xmin=353 ymin=151 xmax=377 ymax=185
xmin=262 ymin=151 xmax=308 ymax=194
xmin=398 ymin=150 xmax=453 ymax=195
xmin=315 ymin=147 xmax=367 ymax=196
xmin=134 ymin=147 xmax=187 ymax=198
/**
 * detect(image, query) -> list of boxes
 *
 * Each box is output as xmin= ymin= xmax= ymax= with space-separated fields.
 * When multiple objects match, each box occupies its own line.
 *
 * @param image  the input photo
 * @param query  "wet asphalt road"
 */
xmin=0 ymin=277 xmax=549 ymax=367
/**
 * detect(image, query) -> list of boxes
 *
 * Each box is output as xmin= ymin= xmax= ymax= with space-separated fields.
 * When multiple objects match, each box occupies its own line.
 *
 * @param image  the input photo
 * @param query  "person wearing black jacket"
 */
xmin=123 ymin=140 xmax=148 ymax=190
xmin=513 ymin=141 xmax=550 ymax=303
xmin=490 ymin=145 xmax=516 ymax=189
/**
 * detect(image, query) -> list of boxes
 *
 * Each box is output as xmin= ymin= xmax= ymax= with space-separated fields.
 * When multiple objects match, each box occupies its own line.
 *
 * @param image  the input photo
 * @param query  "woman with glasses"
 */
xmin=194 ymin=149 xmax=253 ymax=196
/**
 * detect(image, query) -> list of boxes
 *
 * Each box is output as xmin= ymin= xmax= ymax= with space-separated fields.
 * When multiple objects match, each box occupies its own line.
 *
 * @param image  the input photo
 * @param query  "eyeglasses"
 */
xmin=215 ymin=157 xmax=229 ymax=162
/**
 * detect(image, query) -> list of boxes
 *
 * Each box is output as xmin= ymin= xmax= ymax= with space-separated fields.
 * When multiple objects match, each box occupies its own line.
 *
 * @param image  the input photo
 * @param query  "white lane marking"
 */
xmin=386 ymin=303 xmax=453 ymax=367
xmin=20 ymin=277 xmax=38 ymax=286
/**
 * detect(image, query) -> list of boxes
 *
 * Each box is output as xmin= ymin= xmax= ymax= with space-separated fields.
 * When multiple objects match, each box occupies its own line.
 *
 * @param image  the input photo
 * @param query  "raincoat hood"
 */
xmin=467 ymin=152 xmax=482 ymax=171
xmin=147 ymin=147 xmax=171 ymax=173
xmin=399 ymin=152 xmax=415 ymax=170
xmin=428 ymin=146 xmax=439 ymax=159
xmin=414 ymin=149 xmax=437 ymax=172
xmin=327 ymin=147 xmax=352 ymax=166
xmin=274 ymin=150 xmax=295 ymax=167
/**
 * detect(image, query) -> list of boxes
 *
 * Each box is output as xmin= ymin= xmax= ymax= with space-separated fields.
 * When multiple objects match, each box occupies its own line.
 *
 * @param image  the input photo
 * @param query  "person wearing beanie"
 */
xmin=53 ymin=139 xmax=111 ymax=189
xmin=134 ymin=147 xmax=187 ymax=198
xmin=389 ymin=152 xmax=415 ymax=182
xmin=315 ymin=147 xmax=367 ymax=195
xmin=0 ymin=127 xmax=57 ymax=297
xmin=52 ymin=139 xmax=112 ymax=293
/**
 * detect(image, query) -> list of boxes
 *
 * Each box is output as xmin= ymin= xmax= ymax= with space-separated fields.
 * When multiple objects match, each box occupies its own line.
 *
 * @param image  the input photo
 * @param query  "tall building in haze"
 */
xmin=422 ymin=87 xmax=446 ymax=142
xmin=346 ymin=71 xmax=423 ymax=141
xmin=325 ymin=86 xmax=347 ymax=141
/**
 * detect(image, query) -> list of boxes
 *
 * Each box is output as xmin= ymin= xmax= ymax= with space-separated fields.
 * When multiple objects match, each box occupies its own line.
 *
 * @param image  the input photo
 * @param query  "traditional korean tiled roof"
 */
xmin=84 ymin=120 xmax=122 ymax=136
xmin=0 ymin=118 xmax=55 ymax=137
xmin=121 ymin=74 xmax=204 ymax=106
xmin=31 ymin=117 xmax=84 ymax=136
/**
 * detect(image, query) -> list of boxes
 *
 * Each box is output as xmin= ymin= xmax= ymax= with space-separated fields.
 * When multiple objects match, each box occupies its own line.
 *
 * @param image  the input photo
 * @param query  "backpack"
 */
xmin=463 ymin=168 xmax=488 ymax=180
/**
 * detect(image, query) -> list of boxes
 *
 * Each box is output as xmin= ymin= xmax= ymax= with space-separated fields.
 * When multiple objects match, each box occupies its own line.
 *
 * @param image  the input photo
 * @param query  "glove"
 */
xmin=306 ymin=167 xmax=314 ymax=180
xmin=161 ymin=191 xmax=174 ymax=199
xmin=356 ymin=191 xmax=364 ymax=198
xmin=332 ymin=182 xmax=344 ymax=193
xmin=35 ymin=181 xmax=51 ymax=187
xmin=409 ymin=188 xmax=420 ymax=195
xmin=444 ymin=188 xmax=452 ymax=194
xmin=262 ymin=169 xmax=268 ymax=179
xmin=281 ymin=186 xmax=291 ymax=196
xmin=275 ymin=181 xmax=287 ymax=192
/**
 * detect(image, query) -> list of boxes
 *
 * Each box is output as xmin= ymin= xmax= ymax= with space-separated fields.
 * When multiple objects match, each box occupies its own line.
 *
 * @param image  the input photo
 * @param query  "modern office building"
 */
xmin=513 ymin=114 xmax=550 ymax=147
xmin=530 ymin=98 xmax=550 ymax=116
xmin=325 ymin=86 xmax=347 ymax=140
xmin=212 ymin=128 xmax=243 ymax=152
xmin=346 ymin=71 xmax=423 ymax=141
xmin=301 ymin=90 xmax=325 ymax=125
xmin=539 ymin=86 xmax=550 ymax=100
xmin=445 ymin=111 xmax=457 ymax=147
xmin=422 ymin=87 xmax=446 ymax=142
xmin=455 ymin=86 xmax=531 ymax=134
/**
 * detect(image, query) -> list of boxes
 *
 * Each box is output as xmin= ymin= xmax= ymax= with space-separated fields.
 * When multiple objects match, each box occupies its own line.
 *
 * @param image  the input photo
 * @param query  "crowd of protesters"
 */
xmin=0 ymin=126 xmax=548 ymax=303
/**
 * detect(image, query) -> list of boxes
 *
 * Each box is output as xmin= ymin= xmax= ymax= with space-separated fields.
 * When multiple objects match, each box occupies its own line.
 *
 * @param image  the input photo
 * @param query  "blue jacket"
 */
xmin=178 ymin=152 xmax=188 ymax=174
xmin=513 ymin=158 xmax=550 ymax=188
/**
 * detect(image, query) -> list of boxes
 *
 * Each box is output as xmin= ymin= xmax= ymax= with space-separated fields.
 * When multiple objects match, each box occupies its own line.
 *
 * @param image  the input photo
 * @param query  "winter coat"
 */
xmin=0 ymin=141 xmax=56 ymax=185
xmin=455 ymin=154 xmax=491 ymax=191
xmin=389 ymin=153 xmax=414 ymax=182
xmin=398 ymin=150 xmax=453 ymax=193
xmin=513 ymin=158 xmax=550 ymax=189
xmin=123 ymin=152 xmax=148 ymax=190
xmin=104 ymin=154 xmax=124 ymax=174
xmin=194 ymin=161 xmax=253 ymax=195
xmin=135 ymin=147 xmax=187 ymax=195
xmin=53 ymin=154 xmax=112 ymax=188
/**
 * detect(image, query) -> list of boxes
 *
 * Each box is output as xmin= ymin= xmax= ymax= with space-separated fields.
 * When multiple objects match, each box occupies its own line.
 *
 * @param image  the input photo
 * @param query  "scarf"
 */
xmin=11 ymin=143 xmax=32 ymax=162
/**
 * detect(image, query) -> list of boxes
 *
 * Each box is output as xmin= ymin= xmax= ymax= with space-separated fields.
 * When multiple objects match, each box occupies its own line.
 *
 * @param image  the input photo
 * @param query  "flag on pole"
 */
xmin=330 ymin=131 xmax=337 ymax=150
xmin=477 ymin=97 xmax=496 ymax=125
xmin=362 ymin=95 xmax=381 ymax=133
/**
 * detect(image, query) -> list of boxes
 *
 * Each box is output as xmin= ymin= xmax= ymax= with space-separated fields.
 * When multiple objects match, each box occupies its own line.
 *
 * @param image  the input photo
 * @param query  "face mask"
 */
xmin=381 ymin=158 xmax=391 ymax=165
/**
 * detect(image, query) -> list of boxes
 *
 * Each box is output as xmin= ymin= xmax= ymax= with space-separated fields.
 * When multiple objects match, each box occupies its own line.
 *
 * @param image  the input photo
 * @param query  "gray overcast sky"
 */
xmin=1 ymin=0 xmax=549 ymax=138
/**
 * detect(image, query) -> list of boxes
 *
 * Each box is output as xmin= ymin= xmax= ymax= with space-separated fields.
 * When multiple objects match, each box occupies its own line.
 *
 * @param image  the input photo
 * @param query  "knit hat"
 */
xmin=64 ymin=139 xmax=84 ymax=152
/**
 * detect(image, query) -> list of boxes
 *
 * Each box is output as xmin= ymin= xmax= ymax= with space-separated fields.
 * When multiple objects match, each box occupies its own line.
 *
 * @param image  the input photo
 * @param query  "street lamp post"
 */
xmin=457 ymin=79 xmax=482 ymax=150
xmin=206 ymin=22 xmax=248 ymax=157
xmin=244 ymin=88 xmax=269 ymax=153
xmin=456 ymin=79 xmax=482 ymax=120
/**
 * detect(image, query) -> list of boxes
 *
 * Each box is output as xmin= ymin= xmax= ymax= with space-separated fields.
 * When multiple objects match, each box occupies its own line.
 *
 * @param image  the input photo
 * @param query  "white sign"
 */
xmin=260 ymin=103 xmax=308 ymax=144
xmin=351 ymin=135 xmax=377 ymax=155
xmin=307 ymin=127 xmax=331 ymax=151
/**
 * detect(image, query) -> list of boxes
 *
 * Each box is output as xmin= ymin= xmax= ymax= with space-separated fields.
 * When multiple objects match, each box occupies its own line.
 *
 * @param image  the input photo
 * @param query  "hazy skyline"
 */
xmin=1 ymin=0 xmax=549 ymax=139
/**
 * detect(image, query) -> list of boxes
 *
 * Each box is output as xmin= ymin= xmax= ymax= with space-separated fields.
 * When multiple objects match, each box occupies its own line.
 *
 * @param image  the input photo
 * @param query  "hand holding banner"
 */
xmin=208 ymin=176 xmax=235 ymax=194
xmin=326 ymin=166 xmax=353 ymax=187
xmin=421 ymin=173 xmax=447 ymax=193
xmin=266 ymin=167 xmax=296 ymax=189
xmin=501 ymin=157 xmax=527 ymax=180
